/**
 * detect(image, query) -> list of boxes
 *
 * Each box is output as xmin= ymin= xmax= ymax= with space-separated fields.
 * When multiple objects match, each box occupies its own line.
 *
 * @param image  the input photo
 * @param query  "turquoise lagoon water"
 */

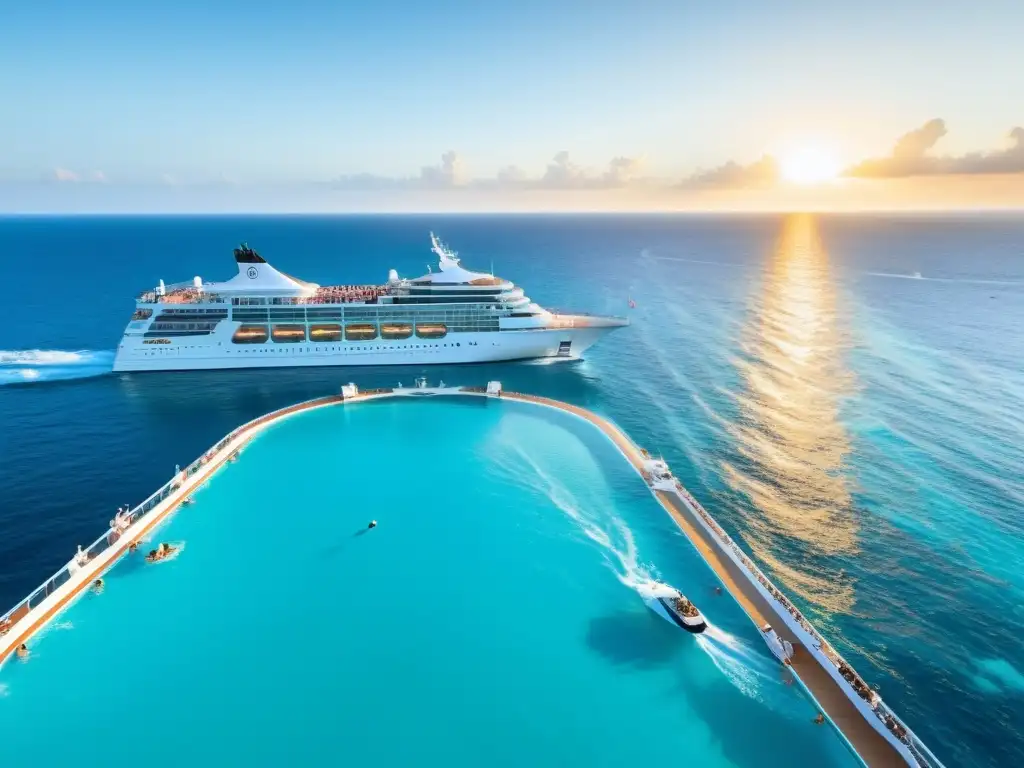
xmin=0 ymin=397 xmax=856 ymax=767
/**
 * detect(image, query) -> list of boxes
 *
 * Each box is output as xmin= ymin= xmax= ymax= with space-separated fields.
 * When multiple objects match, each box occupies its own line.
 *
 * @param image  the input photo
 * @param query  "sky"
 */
xmin=1 ymin=0 xmax=1022 ymax=212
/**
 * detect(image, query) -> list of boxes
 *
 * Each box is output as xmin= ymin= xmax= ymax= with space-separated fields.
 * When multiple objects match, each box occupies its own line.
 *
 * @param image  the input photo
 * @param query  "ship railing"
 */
xmin=0 ymin=394 xmax=342 ymax=639
xmin=548 ymin=309 xmax=625 ymax=318
xmin=136 ymin=291 xmax=228 ymax=305
xmin=669 ymin=480 xmax=943 ymax=767
xmin=136 ymin=292 xmax=390 ymax=307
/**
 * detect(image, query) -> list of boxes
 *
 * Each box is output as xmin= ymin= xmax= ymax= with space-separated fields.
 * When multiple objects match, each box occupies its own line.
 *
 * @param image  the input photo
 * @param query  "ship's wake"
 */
xmin=492 ymin=439 xmax=656 ymax=590
xmin=0 ymin=350 xmax=114 ymax=386
xmin=694 ymin=624 xmax=781 ymax=702
xmin=864 ymin=271 xmax=1024 ymax=286
xmin=490 ymin=435 xmax=792 ymax=702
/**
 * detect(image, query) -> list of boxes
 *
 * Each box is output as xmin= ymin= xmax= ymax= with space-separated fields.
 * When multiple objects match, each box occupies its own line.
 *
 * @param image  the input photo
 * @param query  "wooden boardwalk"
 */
xmin=503 ymin=391 xmax=906 ymax=767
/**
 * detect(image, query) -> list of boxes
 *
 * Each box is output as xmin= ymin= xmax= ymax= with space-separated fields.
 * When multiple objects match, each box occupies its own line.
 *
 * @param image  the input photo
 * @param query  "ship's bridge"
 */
xmin=407 ymin=233 xmax=513 ymax=291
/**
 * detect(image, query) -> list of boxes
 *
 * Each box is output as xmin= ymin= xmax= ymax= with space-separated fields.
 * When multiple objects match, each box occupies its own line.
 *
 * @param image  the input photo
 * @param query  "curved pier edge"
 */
xmin=0 ymin=382 xmax=942 ymax=768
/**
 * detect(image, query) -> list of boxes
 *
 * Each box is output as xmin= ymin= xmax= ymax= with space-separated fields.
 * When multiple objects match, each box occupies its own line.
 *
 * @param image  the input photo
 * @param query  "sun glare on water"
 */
xmin=780 ymin=147 xmax=841 ymax=185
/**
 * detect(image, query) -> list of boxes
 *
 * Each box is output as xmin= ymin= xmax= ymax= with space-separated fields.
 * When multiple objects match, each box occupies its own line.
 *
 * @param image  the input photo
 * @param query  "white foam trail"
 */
xmin=499 ymin=440 xmax=653 ymax=589
xmin=635 ymin=581 xmax=680 ymax=600
xmin=648 ymin=255 xmax=744 ymax=268
xmin=694 ymin=625 xmax=780 ymax=702
xmin=0 ymin=349 xmax=114 ymax=385
xmin=494 ymin=435 xmax=789 ymax=704
xmin=519 ymin=356 xmax=575 ymax=366
xmin=864 ymin=271 xmax=1023 ymax=286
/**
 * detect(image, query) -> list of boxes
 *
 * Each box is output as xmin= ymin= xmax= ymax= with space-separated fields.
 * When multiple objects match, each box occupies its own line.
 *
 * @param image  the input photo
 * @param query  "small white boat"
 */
xmin=638 ymin=582 xmax=708 ymax=634
xmin=760 ymin=623 xmax=794 ymax=664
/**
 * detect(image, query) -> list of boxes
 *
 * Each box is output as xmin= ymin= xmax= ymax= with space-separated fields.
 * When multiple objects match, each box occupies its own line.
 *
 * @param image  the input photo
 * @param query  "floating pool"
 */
xmin=0 ymin=397 xmax=858 ymax=767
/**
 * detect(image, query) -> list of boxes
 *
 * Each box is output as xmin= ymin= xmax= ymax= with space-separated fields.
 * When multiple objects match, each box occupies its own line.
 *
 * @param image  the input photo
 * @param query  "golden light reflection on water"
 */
xmin=722 ymin=214 xmax=859 ymax=613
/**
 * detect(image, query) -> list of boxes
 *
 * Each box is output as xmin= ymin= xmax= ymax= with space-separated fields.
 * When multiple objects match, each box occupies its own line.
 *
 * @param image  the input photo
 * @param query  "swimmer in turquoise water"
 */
xmin=146 ymin=542 xmax=177 ymax=563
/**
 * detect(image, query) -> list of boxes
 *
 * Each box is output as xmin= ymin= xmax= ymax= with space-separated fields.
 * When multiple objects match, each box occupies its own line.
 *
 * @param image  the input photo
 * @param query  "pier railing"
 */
xmin=0 ymin=394 xmax=341 ymax=639
xmin=669 ymin=481 xmax=944 ymax=768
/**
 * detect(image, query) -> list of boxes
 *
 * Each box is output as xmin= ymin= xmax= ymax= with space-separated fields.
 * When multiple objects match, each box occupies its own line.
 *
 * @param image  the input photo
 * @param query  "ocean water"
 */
xmin=1 ymin=213 xmax=1023 ymax=767
xmin=0 ymin=399 xmax=857 ymax=767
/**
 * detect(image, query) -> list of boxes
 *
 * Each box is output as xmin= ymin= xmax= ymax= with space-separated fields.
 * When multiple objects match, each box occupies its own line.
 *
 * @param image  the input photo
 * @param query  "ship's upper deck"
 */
xmin=137 ymin=234 xmax=518 ymax=306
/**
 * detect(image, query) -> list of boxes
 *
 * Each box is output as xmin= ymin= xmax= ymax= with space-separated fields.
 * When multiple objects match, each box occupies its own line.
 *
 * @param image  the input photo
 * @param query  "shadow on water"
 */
xmin=585 ymin=609 xmax=683 ymax=670
xmin=663 ymin=666 xmax=850 ymax=768
xmin=321 ymin=527 xmax=376 ymax=559
xmin=587 ymin=606 xmax=854 ymax=766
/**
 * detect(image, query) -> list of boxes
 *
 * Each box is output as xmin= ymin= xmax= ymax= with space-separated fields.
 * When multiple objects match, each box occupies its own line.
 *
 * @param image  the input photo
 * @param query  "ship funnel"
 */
xmin=158 ymin=279 xmax=166 ymax=296
xmin=388 ymin=268 xmax=399 ymax=283
xmin=193 ymin=276 xmax=203 ymax=290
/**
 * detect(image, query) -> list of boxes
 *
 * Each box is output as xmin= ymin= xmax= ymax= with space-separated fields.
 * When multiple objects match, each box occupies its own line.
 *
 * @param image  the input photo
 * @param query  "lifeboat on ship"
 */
xmin=638 ymin=582 xmax=707 ymax=634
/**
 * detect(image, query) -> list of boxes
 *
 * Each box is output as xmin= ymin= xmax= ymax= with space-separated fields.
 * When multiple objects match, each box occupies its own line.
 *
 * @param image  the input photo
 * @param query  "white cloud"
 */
xmin=535 ymin=152 xmax=646 ymax=189
xmin=604 ymin=155 xmax=644 ymax=186
xmin=53 ymin=168 xmax=79 ymax=182
xmin=848 ymin=119 xmax=1024 ymax=177
xmin=540 ymin=151 xmax=587 ymax=188
xmin=419 ymin=150 xmax=465 ymax=187
xmin=682 ymin=155 xmax=779 ymax=188
xmin=496 ymin=165 xmax=528 ymax=183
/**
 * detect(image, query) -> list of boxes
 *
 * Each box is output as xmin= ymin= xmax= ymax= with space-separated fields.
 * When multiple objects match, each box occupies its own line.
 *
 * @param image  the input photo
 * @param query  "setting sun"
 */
xmin=780 ymin=147 xmax=842 ymax=185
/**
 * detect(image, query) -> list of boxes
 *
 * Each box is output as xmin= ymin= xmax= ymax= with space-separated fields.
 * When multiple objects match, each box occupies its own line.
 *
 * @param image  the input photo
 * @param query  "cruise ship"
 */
xmin=112 ymin=234 xmax=628 ymax=372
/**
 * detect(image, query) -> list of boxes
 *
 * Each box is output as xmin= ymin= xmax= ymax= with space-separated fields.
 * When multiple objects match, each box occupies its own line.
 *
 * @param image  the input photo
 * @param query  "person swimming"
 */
xmin=814 ymin=713 xmax=825 ymax=725
xmin=368 ymin=520 xmax=377 ymax=529
xmin=16 ymin=643 xmax=29 ymax=659
xmin=93 ymin=578 xmax=104 ymax=592
xmin=145 ymin=543 xmax=177 ymax=563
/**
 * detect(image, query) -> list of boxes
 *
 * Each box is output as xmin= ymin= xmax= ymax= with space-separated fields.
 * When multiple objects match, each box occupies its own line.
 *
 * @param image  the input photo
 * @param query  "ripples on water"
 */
xmin=3 ymin=213 xmax=1024 ymax=767
xmin=624 ymin=214 xmax=1024 ymax=767
xmin=720 ymin=215 xmax=859 ymax=613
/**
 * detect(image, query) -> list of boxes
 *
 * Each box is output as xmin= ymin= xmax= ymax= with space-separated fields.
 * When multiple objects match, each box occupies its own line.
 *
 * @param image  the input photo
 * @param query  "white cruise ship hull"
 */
xmin=114 ymin=234 xmax=628 ymax=373
xmin=113 ymin=325 xmax=615 ymax=372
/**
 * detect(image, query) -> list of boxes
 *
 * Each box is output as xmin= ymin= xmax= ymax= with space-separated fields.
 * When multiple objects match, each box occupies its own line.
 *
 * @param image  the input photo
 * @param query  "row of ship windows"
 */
xmin=150 ymin=322 xmax=220 ymax=332
xmin=229 ymin=292 xmax=505 ymax=307
xmin=136 ymin=342 xmax=477 ymax=355
xmin=231 ymin=322 xmax=468 ymax=344
xmin=231 ymin=308 xmax=503 ymax=321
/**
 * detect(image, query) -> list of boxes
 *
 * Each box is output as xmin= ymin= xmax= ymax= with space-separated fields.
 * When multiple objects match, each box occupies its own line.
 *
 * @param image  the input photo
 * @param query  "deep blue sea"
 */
xmin=2 ymin=213 xmax=1023 ymax=767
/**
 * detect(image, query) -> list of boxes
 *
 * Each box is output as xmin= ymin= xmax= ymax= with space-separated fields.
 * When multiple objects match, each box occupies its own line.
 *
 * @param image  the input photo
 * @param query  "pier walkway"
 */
xmin=0 ymin=382 xmax=941 ymax=768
